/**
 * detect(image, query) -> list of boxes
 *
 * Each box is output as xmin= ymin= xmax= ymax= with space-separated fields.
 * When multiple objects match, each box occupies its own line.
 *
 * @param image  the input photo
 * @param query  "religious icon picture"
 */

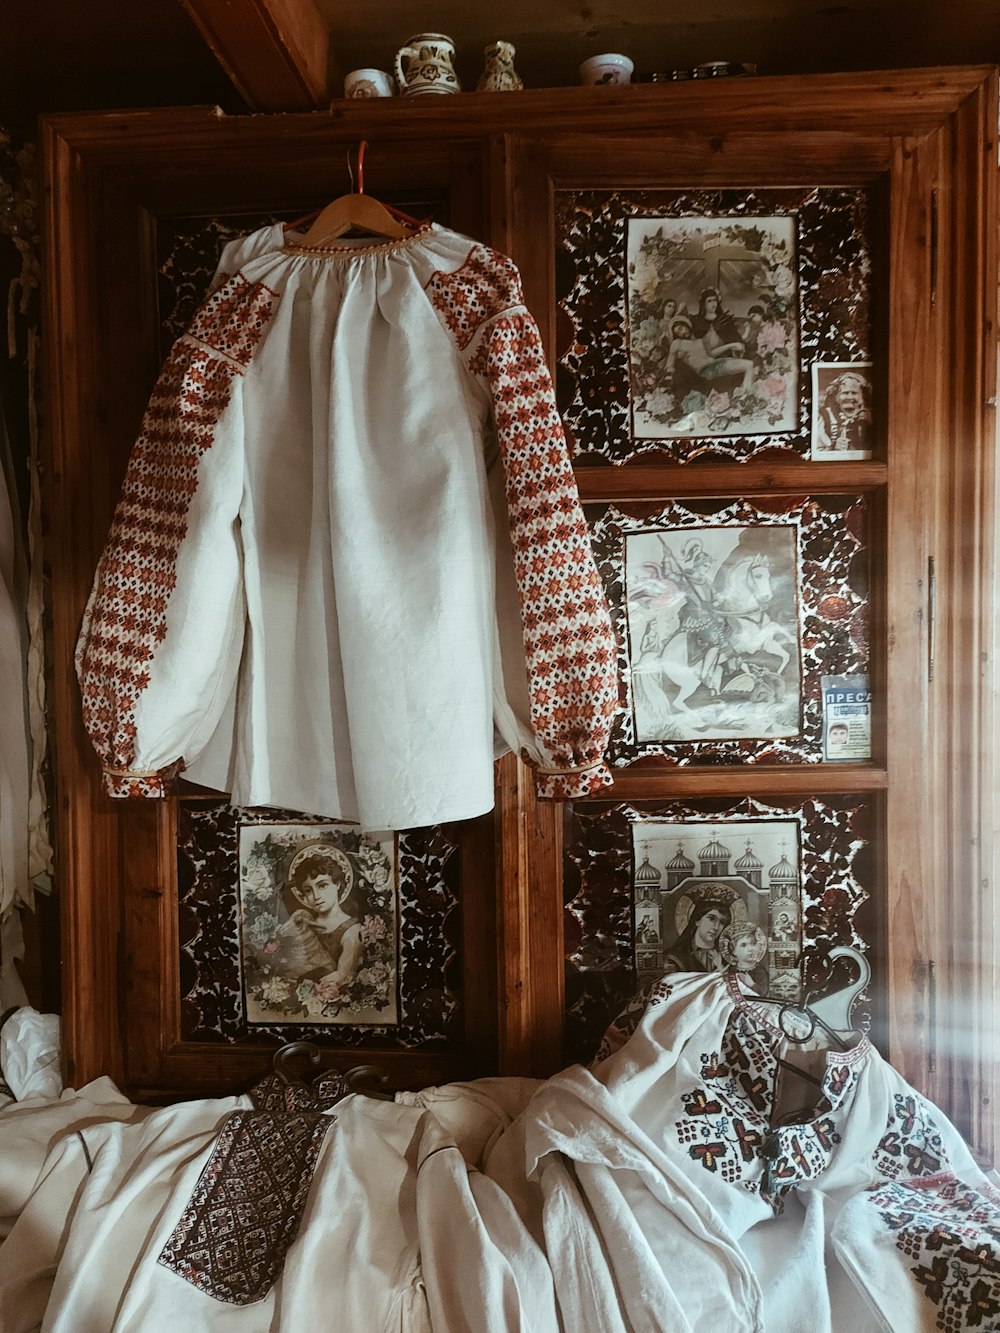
xmin=631 ymin=818 xmax=803 ymax=998
xmin=237 ymin=822 xmax=399 ymax=1026
xmin=626 ymin=214 xmax=799 ymax=439
xmin=624 ymin=521 xmax=801 ymax=742
xmin=810 ymin=361 xmax=874 ymax=459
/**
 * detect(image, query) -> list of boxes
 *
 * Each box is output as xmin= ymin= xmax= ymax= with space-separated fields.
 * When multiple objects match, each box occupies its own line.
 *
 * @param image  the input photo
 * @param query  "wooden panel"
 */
xmin=40 ymin=71 xmax=998 ymax=1127
xmin=880 ymin=74 xmax=999 ymax=1167
xmin=884 ymin=128 xmax=941 ymax=1099
xmin=41 ymin=119 xmax=496 ymax=1096
xmin=601 ymin=766 xmax=889 ymax=801
xmin=924 ymin=74 xmax=998 ymax=1163
xmin=503 ymin=70 xmax=998 ymax=1137
xmin=41 ymin=122 xmax=126 ymax=1087
xmin=179 ymin=0 xmax=331 ymax=111
xmin=495 ymin=755 xmax=564 ymax=1075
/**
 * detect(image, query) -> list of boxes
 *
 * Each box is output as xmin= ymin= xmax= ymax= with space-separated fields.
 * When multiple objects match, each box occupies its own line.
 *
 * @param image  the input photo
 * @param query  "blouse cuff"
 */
xmin=530 ymin=755 xmax=615 ymax=801
xmin=101 ymin=766 xmax=170 ymax=800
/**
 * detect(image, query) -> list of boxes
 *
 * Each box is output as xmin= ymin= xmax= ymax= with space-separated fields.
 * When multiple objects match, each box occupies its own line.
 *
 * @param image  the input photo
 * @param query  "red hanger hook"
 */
xmin=356 ymin=139 xmax=368 ymax=195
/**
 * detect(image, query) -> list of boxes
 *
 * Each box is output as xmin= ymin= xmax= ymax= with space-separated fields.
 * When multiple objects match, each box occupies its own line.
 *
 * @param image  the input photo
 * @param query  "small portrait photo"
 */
xmin=811 ymin=362 xmax=874 ymax=459
xmin=238 ymin=822 xmax=398 ymax=1026
xmin=827 ymin=721 xmax=851 ymax=751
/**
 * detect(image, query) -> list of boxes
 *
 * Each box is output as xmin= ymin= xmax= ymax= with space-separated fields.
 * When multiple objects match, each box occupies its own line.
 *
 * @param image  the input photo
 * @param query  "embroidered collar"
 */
xmin=723 ymin=969 xmax=871 ymax=1067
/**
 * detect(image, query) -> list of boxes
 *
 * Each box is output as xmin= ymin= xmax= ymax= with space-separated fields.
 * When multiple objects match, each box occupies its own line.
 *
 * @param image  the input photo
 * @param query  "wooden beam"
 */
xmin=179 ymin=0 xmax=331 ymax=111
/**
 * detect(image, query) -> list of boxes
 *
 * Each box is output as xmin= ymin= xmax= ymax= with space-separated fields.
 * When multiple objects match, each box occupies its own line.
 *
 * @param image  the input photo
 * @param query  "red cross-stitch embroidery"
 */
xmin=76 ymin=274 xmax=275 ymax=797
xmin=427 ymin=247 xmax=619 ymax=799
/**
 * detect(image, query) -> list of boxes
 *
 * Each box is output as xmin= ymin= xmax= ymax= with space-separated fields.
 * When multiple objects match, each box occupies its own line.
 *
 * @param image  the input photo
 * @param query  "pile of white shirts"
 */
xmin=1 ymin=976 xmax=997 ymax=1331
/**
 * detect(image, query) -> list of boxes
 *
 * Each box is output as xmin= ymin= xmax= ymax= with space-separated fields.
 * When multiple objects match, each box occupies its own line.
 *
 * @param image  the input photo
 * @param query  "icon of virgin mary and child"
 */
xmin=273 ymin=843 xmax=366 ymax=990
xmin=664 ymin=882 xmax=770 ymax=994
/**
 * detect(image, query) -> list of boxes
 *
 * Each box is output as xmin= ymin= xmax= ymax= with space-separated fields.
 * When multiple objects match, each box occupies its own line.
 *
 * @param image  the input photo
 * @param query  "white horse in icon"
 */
xmin=654 ymin=550 xmax=797 ymax=714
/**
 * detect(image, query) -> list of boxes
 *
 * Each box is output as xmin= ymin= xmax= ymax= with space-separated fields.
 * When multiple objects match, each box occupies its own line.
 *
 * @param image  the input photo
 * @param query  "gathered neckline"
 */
xmin=281 ymin=222 xmax=436 ymax=260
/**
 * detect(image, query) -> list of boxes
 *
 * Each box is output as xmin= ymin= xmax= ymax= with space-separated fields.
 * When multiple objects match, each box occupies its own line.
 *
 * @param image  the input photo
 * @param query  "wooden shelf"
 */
xmin=592 ymin=764 xmax=888 ymax=801
xmin=575 ymin=461 xmax=887 ymax=501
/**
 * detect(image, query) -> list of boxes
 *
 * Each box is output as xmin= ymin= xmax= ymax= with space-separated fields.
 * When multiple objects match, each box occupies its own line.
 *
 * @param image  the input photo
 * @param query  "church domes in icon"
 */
xmin=769 ymin=852 xmax=796 ymax=883
xmin=666 ymin=843 xmax=694 ymax=873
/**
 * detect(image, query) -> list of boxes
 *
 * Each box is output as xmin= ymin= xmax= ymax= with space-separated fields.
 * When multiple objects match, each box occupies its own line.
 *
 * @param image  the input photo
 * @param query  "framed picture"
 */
xmin=178 ymin=802 xmax=467 ymax=1049
xmin=556 ymin=185 xmax=875 ymax=463
xmin=588 ymin=494 xmax=871 ymax=767
xmin=631 ymin=818 xmax=802 ymax=996
xmin=563 ymin=796 xmax=873 ymax=1064
xmin=627 ymin=215 xmax=798 ymax=438
xmin=238 ymin=822 xmax=399 ymax=1027
xmin=624 ymin=520 xmax=801 ymax=743
xmin=811 ymin=361 xmax=874 ymax=458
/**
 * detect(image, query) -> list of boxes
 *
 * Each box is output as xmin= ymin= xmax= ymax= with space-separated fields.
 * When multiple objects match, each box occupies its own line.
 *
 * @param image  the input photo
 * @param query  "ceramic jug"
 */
xmin=476 ymin=41 xmax=524 ymax=92
xmin=394 ymin=33 xmax=461 ymax=96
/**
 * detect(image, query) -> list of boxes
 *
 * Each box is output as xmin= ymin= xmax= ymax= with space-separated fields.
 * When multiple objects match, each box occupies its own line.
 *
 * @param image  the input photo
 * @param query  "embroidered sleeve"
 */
xmin=75 ymin=274 xmax=276 ymax=799
xmin=427 ymin=248 xmax=618 ymax=799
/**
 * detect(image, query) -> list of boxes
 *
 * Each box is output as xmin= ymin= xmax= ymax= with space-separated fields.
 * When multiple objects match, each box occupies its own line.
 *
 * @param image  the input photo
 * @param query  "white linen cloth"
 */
xmin=0 ymin=1080 xmax=557 ymax=1333
xmin=0 ymin=1006 xmax=61 ymax=1101
xmin=75 ymin=223 xmax=619 ymax=828
xmin=577 ymin=970 xmax=990 ymax=1330
xmin=0 ymin=1076 xmax=146 ymax=1241
xmin=832 ymin=1169 xmax=1000 ymax=1332
xmin=0 ymin=1092 xmax=253 ymax=1332
xmin=0 ymin=990 xmax=994 ymax=1333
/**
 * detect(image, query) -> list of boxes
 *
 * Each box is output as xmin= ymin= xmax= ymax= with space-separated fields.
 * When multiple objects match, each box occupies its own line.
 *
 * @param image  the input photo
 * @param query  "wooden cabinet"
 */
xmin=41 ymin=69 xmax=997 ymax=1160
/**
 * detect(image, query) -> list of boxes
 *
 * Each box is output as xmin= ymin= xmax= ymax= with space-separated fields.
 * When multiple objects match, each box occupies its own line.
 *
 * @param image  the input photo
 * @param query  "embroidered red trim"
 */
xmin=427 ymin=248 xmax=619 ymax=799
xmin=76 ymin=275 xmax=276 ymax=796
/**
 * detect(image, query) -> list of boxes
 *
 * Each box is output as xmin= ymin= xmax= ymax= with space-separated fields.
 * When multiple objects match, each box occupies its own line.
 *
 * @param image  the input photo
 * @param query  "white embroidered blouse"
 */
xmin=75 ymin=223 xmax=619 ymax=828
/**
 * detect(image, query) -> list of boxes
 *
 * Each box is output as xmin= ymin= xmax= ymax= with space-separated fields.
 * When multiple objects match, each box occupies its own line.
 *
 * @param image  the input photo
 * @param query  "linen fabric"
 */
xmin=0 ymin=1076 xmax=147 ymax=1241
xmin=2 ymin=980 xmax=996 ymax=1331
xmin=832 ymin=1169 xmax=1000 ymax=1332
xmin=0 ymin=1082 xmax=556 ymax=1333
xmin=577 ymin=970 xmax=994 ymax=1330
xmin=75 ymin=223 xmax=619 ymax=829
xmin=0 ymin=1006 xmax=61 ymax=1101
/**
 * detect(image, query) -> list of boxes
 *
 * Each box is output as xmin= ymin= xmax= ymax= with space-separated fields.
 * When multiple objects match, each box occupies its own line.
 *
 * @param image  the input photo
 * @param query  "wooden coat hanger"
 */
xmin=272 ymin=1041 xmax=395 ymax=1103
xmin=292 ymin=140 xmax=419 ymax=249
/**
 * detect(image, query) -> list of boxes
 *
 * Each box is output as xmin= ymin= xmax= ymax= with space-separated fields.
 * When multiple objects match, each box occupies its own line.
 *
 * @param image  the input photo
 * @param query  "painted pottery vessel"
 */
xmin=344 ymin=68 xmax=396 ymax=98
xmin=394 ymin=33 xmax=461 ymax=96
xmin=578 ymin=53 xmax=634 ymax=86
xmin=476 ymin=41 xmax=524 ymax=92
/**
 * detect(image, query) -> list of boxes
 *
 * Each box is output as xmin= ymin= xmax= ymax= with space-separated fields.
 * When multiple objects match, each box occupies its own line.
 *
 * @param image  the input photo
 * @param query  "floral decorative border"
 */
xmin=563 ymin=795 xmax=873 ymax=1064
xmin=587 ymin=494 xmax=870 ymax=767
xmin=555 ymin=186 xmax=874 ymax=463
xmin=177 ymin=802 xmax=462 ymax=1049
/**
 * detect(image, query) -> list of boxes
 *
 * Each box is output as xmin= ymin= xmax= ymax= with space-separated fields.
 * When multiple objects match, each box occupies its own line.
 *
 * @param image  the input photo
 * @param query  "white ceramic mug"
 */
xmin=578 ymin=53 xmax=634 ymax=86
xmin=344 ymin=68 xmax=396 ymax=98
